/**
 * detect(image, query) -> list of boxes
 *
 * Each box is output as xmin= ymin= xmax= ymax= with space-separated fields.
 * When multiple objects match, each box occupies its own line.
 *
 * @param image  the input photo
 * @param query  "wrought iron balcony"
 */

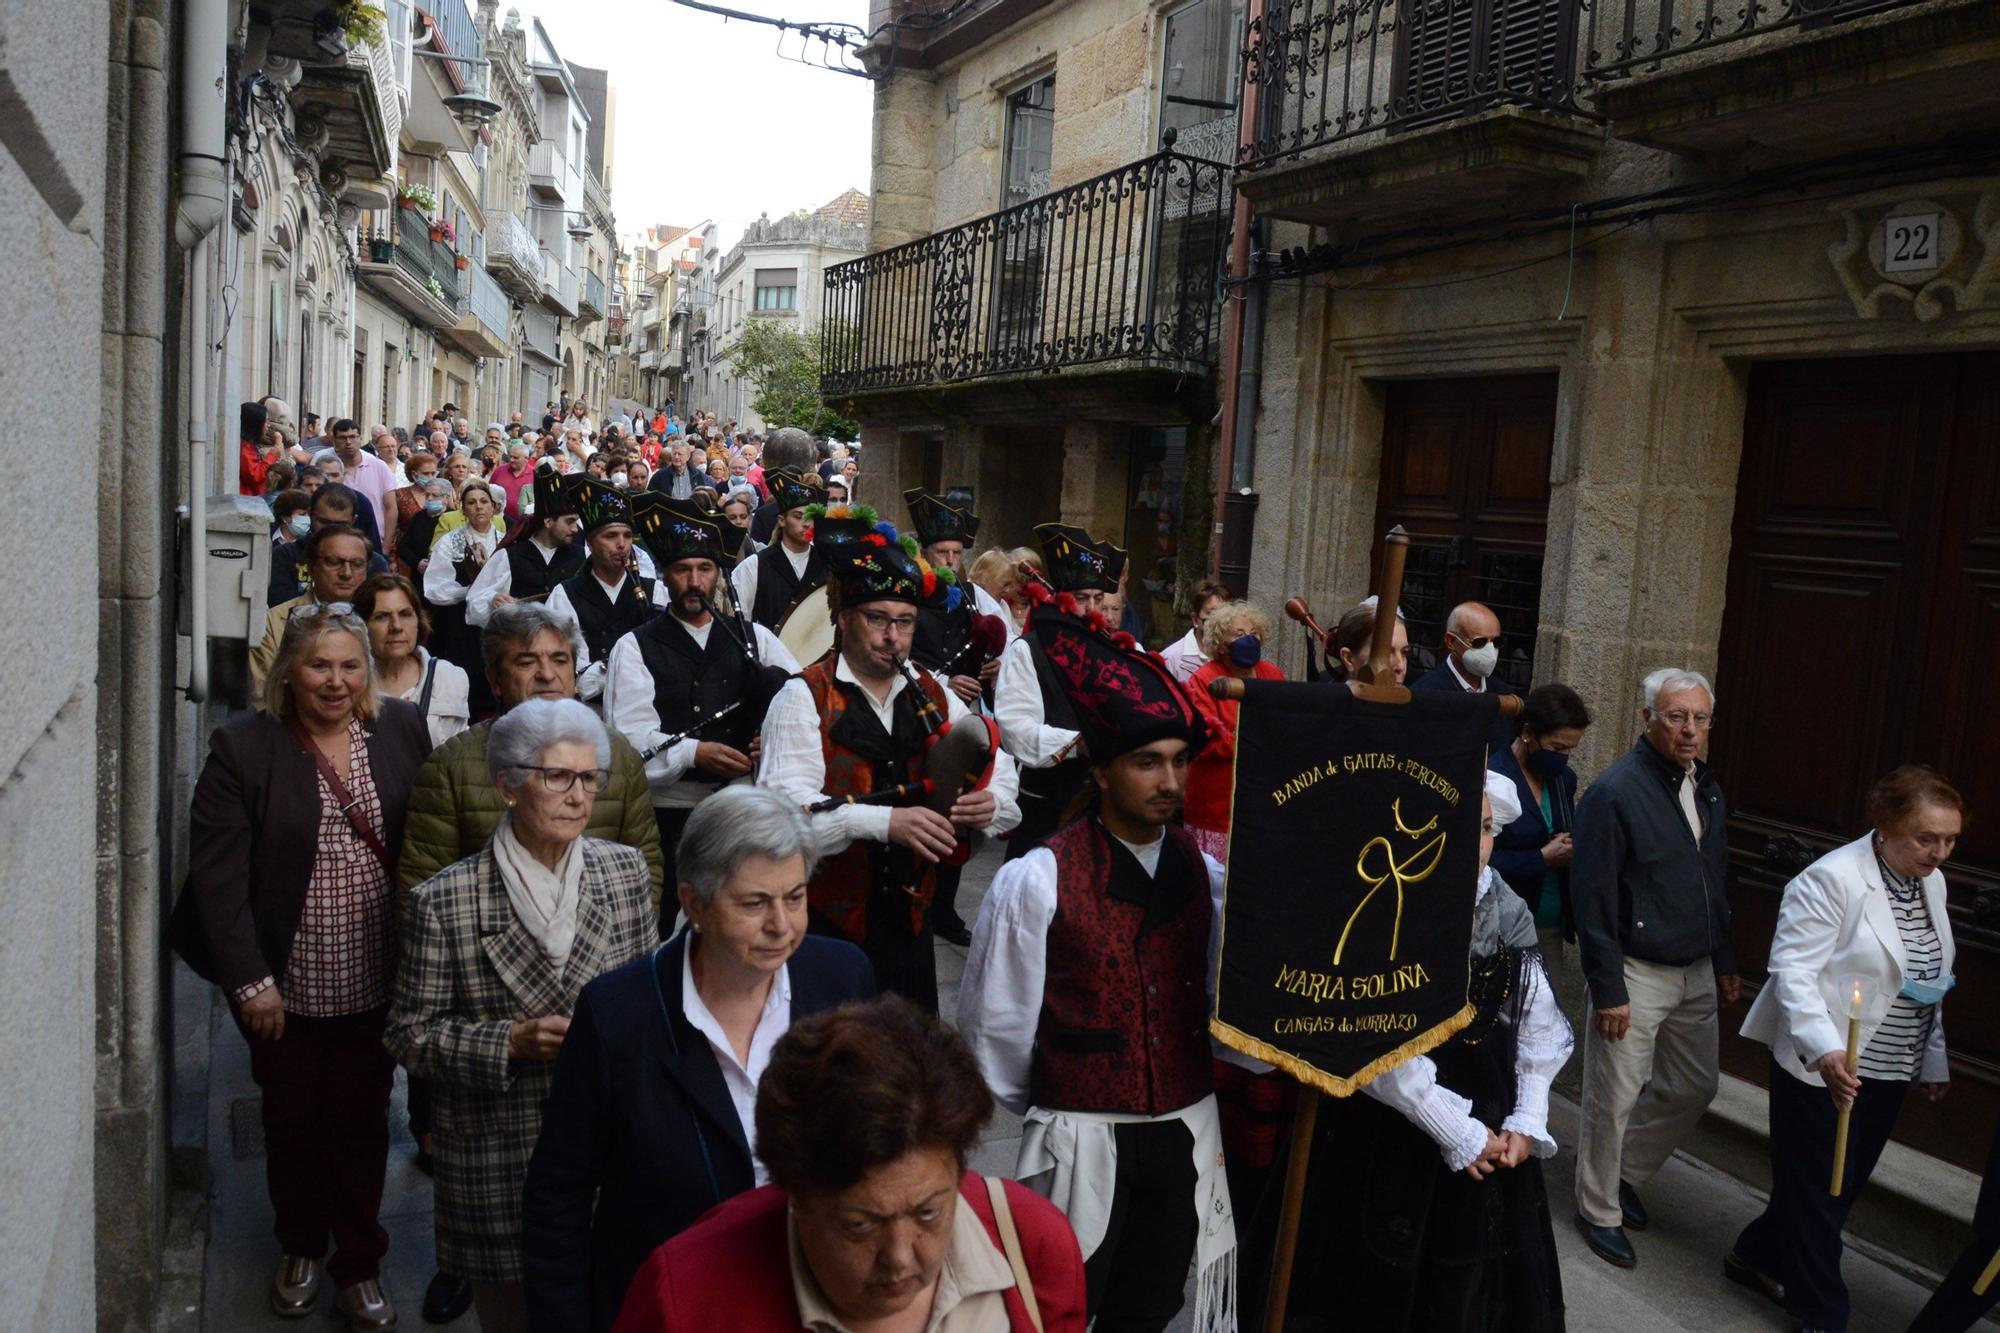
xmin=446 ymin=260 xmax=512 ymax=358
xmin=487 ymin=212 xmax=543 ymax=300
xmin=359 ymin=206 xmax=462 ymax=326
xmin=580 ymin=270 xmax=607 ymax=320
xmin=820 ymin=146 xmax=1233 ymax=401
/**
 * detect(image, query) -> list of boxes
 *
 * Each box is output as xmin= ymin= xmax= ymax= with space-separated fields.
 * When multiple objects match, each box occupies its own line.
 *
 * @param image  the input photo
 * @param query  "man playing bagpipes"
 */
xmin=756 ymin=502 xmax=1020 ymax=1012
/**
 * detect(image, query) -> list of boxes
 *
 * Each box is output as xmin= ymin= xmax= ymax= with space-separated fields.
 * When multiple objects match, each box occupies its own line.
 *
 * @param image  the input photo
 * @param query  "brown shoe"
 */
xmin=268 ymin=1255 xmax=320 ymax=1317
xmin=332 ymin=1278 xmax=398 ymax=1331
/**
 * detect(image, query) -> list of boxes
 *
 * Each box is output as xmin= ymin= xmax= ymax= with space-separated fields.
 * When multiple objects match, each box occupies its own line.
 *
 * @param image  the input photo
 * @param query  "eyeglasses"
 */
xmin=1448 ymin=631 xmax=1500 ymax=650
xmin=511 ymin=765 xmax=612 ymax=794
xmin=315 ymin=557 xmax=368 ymax=573
xmin=1655 ymin=710 xmax=1713 ymax=730
xmin=858 ymin=609 xmax=918 ymax=633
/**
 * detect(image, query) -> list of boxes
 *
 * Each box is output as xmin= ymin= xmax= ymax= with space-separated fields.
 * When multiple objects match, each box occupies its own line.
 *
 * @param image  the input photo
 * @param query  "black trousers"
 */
xmin=1733 ymin=1055 xmax=1909 ymax=1331
xmin=242 ymin=1006 xmax=395 ymax=1287
xmin=928 ymin=861 xmax=965 ymax=932
xmin=1910 ymin=1113 xmax=2000 ymax=1333
xmin=654 ymin=806 xmax=693 ymax=937
xmin=1083 ymin=1119 xmax=1199 ymax=1333
xmin=1005 ymin=794 xmax=1065 ymax=862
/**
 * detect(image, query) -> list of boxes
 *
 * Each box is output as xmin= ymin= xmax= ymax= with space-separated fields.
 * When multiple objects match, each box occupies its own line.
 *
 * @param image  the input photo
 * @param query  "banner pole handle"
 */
xmin=1262 ymin=1088 xmax=1320 ymax=1333
xmin=1360 ymin=527 xmax=1409 ymax=686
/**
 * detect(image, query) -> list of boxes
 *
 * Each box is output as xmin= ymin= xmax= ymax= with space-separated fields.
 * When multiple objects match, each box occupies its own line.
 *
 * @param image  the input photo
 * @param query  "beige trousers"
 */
xmin=1575 ymin=955 xmax=1720 ymax=1227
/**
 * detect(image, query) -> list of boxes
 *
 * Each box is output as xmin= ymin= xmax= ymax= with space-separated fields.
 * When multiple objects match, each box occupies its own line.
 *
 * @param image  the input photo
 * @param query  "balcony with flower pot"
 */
xmin=358 ymin=204 xmax=462 ymax=327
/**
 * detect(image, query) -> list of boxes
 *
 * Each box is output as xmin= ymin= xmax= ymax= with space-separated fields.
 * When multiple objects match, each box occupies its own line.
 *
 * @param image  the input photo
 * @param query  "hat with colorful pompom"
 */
xmin=808 ymin=502 xmax=925 ymax=608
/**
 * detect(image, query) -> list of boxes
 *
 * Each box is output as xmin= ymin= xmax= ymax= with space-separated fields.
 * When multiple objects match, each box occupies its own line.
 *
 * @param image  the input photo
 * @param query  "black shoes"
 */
xmin=1723 ymin=1250 xmax=1787 ymax=1308
xmin=935 ymin=920 xmax=973 ymax=947
xmin=1575 ymin=1213 xmax=1638 ymax=1268
xmin=1619 ymin=1180 xmax=1650 ymax=1231
xmin=422 ymin=1271 xmax=473 ymax=1325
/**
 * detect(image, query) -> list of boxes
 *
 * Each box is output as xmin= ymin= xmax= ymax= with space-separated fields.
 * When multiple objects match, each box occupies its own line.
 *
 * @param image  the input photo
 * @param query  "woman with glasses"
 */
xmin=386 ymin=698 xmax=655 ymax=1333
xmin=169 ymin=609 xmax=432 ymax=1330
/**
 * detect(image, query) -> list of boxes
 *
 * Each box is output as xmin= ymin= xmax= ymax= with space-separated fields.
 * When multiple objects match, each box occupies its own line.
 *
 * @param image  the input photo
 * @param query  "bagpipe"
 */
xmin=1286 ymin=595 xmax=1336 ymax=681
xmin=686 ymin=589 xmax=796 ymax=761
xmin=803 ymin=654 xmax=999 ymax=869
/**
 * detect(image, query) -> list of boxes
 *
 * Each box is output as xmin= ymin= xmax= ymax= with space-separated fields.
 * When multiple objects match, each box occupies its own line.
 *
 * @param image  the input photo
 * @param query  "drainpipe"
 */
xmin=1210 ymin=0 xmax=1267 ymax=595
xmin=177 ymin=0 xmax=230 ymax=702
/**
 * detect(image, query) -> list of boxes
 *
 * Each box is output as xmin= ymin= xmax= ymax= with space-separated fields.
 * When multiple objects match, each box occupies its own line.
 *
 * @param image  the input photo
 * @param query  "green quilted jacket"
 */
xmin=396 ymin=719 xmax=666 ymax=916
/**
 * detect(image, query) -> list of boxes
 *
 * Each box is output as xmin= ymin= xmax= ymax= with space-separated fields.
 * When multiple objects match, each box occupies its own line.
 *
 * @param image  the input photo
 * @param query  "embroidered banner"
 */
xmin=1212 ymin=682 xmax=1500 ymax=1096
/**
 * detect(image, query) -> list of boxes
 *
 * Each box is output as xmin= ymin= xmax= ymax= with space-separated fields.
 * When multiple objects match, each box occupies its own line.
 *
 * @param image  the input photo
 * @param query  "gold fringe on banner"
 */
xmin=1209 ymin=1003 xmax=1475 ymax=1100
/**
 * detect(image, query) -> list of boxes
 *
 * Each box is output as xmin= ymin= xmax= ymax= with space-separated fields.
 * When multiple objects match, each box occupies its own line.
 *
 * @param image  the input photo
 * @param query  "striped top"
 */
xmin=1858 ymin=851 xmax=1942 ymax=1082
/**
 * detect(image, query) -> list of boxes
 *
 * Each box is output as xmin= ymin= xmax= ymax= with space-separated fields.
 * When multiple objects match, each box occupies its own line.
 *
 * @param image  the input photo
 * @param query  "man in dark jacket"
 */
xmin=1570 ymin=667 xmax=1739 ymax=1270
xmin=747 ymin=426 xmax=818 ymax=545
xmin=1409 ymin=599 xmax=1519 ymax=753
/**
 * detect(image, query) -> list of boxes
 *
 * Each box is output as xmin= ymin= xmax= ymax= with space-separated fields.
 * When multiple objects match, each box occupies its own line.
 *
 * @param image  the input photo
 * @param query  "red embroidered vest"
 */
xmin=800 ymin=659 xmax=948 ymax=939
xmin=1029 ymin=818 xmax=1214 ymax=1116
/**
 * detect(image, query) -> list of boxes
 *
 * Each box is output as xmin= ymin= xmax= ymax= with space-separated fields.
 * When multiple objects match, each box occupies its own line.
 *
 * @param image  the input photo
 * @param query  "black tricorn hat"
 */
xmin=768 ymin=467 xmax=827 ymax=515
xmin=1025 ymin=596 xmax=1206 ymax=761
xmin=632 ymin=491 xmax=746 ymax=569
xmin=1034 ymin=522 xmax=1126 ymax=594
xmin=538 ymin=473 xmax=637 ymax=537
xmin=904 ymin=487 xmax=980 ymax=548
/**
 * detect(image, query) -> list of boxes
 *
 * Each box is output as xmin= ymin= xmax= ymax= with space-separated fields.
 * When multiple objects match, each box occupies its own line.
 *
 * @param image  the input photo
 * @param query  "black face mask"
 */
xmin=1525 ymin=745 xmax=1570 ymax=780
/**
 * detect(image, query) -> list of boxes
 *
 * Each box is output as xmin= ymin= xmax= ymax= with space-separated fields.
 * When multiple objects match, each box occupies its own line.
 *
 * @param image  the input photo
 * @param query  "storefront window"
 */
xmin=1125 ymin=426 xmax=1188 ymax=649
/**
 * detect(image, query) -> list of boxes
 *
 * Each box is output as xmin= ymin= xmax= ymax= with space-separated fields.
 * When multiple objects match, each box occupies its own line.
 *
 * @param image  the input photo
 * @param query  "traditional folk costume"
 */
xmin=960 ymin=598 xmax=1236 ymax=1333
xmin=465 ymin=511 xmax=588 ymax=627
xmin=757 ymin=505 xmax=1020 ymax=1011
xmin=538 ymin=476 xmax=668 ymax=707
xmin=603 ymin=495 xmax=798 ymax=899
xmin=1259 ymin=771 xmax=1571 ymax=1333
xmin=992 ymin=524 xmax=1126 ymax=860
xmin=727 ymin=469 xmax=828 ymax=631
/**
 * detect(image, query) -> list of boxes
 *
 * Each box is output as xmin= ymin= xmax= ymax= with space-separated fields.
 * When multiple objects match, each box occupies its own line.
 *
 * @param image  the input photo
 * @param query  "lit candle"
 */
xmin=1831 ymin=978 xmax=1864 ymax=1196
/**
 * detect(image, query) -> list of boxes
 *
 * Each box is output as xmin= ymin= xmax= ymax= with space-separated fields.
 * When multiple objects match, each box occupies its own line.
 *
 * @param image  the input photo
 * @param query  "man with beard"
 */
xmin=959 ymin=598 xmax=1234 ymax=1333
xmin=757 ymin=507 xmax=1019 ymax=1011
xmin=728 ymin=466 xmax=828 ymax=631
xmin=604 ymin=496 xmax=798 ymax=907
xmin=542 ymin=475 xmax=665 ymax=709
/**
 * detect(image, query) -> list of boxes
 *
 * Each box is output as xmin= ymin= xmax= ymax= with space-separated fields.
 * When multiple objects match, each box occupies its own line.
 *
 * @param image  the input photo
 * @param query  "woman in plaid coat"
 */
xmin=387 ymin=698 xmax=655 ymax=1332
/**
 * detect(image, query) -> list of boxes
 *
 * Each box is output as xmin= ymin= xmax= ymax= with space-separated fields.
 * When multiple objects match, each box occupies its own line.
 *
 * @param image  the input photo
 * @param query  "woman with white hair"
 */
xmin=520 ymin=785 xmax=876 ymax=1332
xmin=1257 ymin=770 xmax=1572 ymax=1331
xmin=386 ymin=698 xmax=656 ymax=1333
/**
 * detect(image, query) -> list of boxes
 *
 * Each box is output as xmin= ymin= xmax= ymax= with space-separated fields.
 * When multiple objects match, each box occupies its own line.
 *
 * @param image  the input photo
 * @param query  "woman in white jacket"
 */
xmin=1730 ymin=765 xmax=1963 ymax=1332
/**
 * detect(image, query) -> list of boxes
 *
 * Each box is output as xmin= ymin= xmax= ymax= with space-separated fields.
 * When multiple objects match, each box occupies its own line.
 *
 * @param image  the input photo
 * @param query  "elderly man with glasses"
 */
xmin=1570 ymin=667 xmax=1739 ymax=1271
xmin=1411 ymin=598 xmax=1521 ymax=751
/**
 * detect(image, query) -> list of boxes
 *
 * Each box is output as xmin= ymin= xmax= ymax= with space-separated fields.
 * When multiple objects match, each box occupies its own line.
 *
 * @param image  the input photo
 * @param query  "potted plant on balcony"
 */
xmin=367 ymin=232 xmax=393 ymax=263
xmin=425 ymin=276 xmax=447 ymax=303
xmin=454 ymin=251 xmax=471 ymax=271
xmin=336 ymin=1 xmax=387 ymax=48
xmin=398 ymin=181 xmax=436 ymax=213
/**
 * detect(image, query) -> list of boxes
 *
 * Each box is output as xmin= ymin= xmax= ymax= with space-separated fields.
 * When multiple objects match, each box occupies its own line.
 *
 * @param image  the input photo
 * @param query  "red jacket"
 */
xmin=1185 ymin=658 xmax=1284 ymax=833
xmin=612 ymin=1172 xmax=1086 ymax=1333
xmin=239 ymin=437 xmax=270 ymax=496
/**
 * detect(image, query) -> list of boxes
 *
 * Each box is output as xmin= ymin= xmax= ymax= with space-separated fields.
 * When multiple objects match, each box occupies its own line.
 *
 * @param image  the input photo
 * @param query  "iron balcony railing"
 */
xmin=415 ymin=0 xmax=478 ymax=92
xmin=392 ymin=205 xmax=462 ymax=306
xmin=459 ymin=259 xmax=510 ymax=341
xmin=1239 ymin=0 xmax=1928 ymax=167
xmin=821 ymin=145 xmax=1234 ymax=396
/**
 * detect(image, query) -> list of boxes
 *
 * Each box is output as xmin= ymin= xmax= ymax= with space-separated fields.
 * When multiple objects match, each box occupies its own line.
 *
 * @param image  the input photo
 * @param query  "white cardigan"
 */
xmin=1739 ymin=832 xmax=1952 ymax=1086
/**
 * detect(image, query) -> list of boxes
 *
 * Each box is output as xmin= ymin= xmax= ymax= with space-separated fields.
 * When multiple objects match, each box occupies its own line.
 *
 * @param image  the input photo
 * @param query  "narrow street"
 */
xmin=169 ymin=843 xmax=1973 ymax=1333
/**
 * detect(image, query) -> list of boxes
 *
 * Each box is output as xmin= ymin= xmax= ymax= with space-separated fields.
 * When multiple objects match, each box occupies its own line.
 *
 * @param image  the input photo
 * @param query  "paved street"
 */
xmin=171 ymin=840 xmax=1975 ymax=1332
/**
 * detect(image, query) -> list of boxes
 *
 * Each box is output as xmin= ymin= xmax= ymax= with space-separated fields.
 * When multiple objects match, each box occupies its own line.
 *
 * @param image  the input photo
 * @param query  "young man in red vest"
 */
xmin=757 ymin=505 xmax=1020 ymax=1012
xmin=959 ymin=594 xmax=1237 ymax=1333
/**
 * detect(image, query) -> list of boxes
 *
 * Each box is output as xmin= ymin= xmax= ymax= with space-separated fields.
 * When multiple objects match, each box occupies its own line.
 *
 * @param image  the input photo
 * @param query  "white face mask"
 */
xmin=1457 ymin=640 xmax=1500 ymax=679
xmin=610 ymin=472 xmax=628 ymax=487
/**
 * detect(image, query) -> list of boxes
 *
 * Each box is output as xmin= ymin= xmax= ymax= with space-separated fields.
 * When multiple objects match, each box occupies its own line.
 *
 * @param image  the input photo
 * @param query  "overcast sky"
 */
xmin=515 ymin=1 xmax=876 ymax=253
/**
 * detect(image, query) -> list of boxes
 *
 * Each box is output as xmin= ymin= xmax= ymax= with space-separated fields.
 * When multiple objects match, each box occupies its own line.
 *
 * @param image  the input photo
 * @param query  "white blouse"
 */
xmin=422 ymin=525 xmax=500 ymax=607
xmin=382 ymin=648 xmax=469 ymax=749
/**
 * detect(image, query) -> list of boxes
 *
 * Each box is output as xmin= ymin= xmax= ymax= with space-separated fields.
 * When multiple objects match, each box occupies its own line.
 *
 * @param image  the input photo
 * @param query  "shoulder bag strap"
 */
xmin=287 ymin=719 xmax=396 ymax=876
xmin=416 ymin=655 xmax=438 ymax=717
xmin=983 ymin=1175 xmax=1044 ymax=1333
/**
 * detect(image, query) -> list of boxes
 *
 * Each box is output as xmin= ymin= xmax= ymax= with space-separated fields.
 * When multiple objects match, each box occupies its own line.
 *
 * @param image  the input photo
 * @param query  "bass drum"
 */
xmin=775 ymin=583 xmax=836 ymax=667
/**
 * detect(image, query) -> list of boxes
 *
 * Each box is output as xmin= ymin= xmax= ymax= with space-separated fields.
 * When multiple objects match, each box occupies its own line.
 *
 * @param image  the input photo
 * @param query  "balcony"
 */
xmin=446 ymin=260 xmax=513 ymax=358
xmin=522 ymin=303 xmax=560 ymax=365
xmin=541 ymin=252 xmax=580 ymax=317
xmin=290 ymin=38 xmax=398 ymax=183
xmin=487 ymin=212 xmax=543 ymax=301
xmin=580 ymin=269 xmax=607 ymax=320
xmin=1581 ymin=0 xmax=2000 ymax=155
xmin=528 ymin=140 xmax=580 ymax=203
xmin=820 ymin=146 xmax=1234 ymax=427
xmin=1236 ymin=0 xmax=1602 ymax=229
xmin=414 ymin=0 xmax=479 ymax=92
xmin=359 ymin=206 xmax=463 ymax=328
xmin=638 ymin=348 xmax=661 ymax=371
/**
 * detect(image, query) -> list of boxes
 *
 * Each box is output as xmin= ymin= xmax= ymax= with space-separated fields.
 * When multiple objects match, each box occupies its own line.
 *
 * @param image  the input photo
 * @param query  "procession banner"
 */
xmin=1211 ymin=682 xmax=1499 ymax=1096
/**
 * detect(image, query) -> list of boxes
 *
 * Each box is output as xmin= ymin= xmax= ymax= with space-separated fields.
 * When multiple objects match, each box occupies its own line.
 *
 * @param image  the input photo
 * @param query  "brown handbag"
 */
xmin=287 ymin=719 xmax=395 ymax=876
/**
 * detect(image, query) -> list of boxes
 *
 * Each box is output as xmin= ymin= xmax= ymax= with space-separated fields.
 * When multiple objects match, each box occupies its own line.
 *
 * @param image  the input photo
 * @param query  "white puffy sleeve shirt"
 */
xmin=993 ymin=635 xmax=1078 ymax=768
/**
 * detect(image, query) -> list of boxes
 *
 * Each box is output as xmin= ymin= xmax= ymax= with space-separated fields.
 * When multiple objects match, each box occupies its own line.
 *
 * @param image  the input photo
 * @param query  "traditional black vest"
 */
xmin=632 ymin=613 xmax=758 ymax=768
xmin=749 ymin=541 xmax=827 ymax=629
xmin=911 ymin=592 xmax=971 ymax=675
xmin=561 ymin=568 xmax=657 ymax=664
xmin=1020 ymin=633 xmax=1092 ymax=806
xmin=506 ymin=537 xmax=587 ymax=603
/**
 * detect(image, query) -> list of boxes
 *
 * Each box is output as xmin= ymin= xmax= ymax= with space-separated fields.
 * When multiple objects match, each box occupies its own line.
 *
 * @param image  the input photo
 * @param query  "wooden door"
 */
xmin=1373 ymin=374 xmax=1557 ymax=692
xmin=1714 ymin=352 xmax=2000 ymax=1170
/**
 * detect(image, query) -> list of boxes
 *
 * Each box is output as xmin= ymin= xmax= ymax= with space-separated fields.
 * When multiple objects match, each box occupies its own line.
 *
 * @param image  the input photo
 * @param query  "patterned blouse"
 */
xmin=283 ymin=718 xmax=396 ymax=1016
xmin=1858 ymin=849 xmax=1943 ymax=1083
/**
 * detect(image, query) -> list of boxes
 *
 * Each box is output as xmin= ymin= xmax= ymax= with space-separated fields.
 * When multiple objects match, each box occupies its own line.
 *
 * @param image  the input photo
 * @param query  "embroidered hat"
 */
xmin=1025 ymin=594 xmax=1207 ymax=761
xmin=1034 ymin=522 xmax=1126 ymax=594
xmin=904 ymin=487 xmax=981 ymax=548
xmin=810 ymin=502 xmax=924 ymax=608
xmin=632 ymin=491 xmax=745 ymax=569
xmin=768 ymin=467 xmax=826 ymax=515
xmin=537 ymin=472 xmax=636 ymax=537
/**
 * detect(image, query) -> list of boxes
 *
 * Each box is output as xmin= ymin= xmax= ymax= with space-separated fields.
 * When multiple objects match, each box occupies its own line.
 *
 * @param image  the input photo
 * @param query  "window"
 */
xmin=1159 ymin=0 xmax=1243 ymax=164
xmin=754 ymin=271 xmax=797 ymax=311
xmin=1002 ymin=75 xmax=1055 ymax=206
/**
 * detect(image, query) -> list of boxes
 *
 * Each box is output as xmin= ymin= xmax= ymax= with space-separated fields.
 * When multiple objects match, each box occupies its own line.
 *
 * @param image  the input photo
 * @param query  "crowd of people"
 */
xmin=172 ymin=395 xmax=1986 ymax=1333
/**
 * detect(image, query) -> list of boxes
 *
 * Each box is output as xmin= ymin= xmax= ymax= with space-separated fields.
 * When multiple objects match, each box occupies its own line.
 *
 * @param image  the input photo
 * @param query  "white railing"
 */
xmin=461 ymin=260 xmax=510 ymax=339
xmin=491 ymin=211 xmax=540 ymax=274
xmin=542 ymin=251 xmax=579 ymax=314
xmin=351 ymin=38 xmax=401 ymax=176
xmin=529 ymin=140 xmax=578 ymax=202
